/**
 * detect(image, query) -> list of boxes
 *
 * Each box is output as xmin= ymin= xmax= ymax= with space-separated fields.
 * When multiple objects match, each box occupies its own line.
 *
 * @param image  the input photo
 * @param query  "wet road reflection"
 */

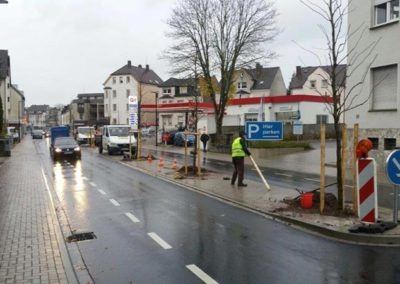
xmin=33 ymin=140 xmax=400 ymax=284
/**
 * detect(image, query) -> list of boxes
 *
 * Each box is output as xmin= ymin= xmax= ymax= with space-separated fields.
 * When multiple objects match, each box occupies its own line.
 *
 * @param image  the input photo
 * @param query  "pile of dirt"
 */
xmin=277 ymin=191 xmax=355 ymax=217
xmin=177 ymin=166 xmax=209 ymax=175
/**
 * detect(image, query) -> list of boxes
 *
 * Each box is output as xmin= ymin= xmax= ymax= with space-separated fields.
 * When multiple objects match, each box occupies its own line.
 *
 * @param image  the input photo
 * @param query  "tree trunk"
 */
xmin=334 ymin=120 xmax=343 ymax=210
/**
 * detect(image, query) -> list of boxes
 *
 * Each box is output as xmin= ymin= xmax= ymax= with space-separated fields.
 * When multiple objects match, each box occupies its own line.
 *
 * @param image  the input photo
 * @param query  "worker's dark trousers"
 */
xmin=231 ymin=157 xmax=245 ymax=185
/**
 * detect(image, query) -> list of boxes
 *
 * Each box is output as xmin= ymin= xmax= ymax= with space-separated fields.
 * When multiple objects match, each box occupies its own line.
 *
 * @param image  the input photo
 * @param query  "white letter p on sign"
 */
xmin=248 ymin=124 xmax=259 ymax=139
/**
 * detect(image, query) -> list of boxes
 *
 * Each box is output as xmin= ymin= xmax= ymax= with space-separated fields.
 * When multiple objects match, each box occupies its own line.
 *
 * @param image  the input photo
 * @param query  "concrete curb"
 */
xmin=119 ymin=160 xmax=400 ymax=247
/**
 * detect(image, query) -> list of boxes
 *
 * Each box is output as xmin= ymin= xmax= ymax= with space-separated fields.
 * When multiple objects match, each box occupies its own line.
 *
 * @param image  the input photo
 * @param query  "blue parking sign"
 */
xmin=245 ymin=121 xmax=283 ymax=141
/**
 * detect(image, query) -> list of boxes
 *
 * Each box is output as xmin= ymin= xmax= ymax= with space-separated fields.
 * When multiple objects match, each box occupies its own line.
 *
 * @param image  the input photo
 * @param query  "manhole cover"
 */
xmin=67 ymin=232 xmax=97 ymax=243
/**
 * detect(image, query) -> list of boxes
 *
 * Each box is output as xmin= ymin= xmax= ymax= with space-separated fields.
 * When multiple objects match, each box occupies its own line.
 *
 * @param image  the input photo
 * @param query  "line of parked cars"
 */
xmin=161 ymin=131 xmax=195 ymax=147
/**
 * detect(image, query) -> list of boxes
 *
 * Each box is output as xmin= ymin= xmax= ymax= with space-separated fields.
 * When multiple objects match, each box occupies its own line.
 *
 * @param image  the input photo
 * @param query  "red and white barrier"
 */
xmin=357 ymin=158 xmax=378 ymax=223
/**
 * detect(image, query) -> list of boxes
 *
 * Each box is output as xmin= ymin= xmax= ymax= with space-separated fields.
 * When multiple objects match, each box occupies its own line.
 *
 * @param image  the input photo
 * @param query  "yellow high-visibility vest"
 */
xmin=231 ymin=137 xmax=245 ymax=157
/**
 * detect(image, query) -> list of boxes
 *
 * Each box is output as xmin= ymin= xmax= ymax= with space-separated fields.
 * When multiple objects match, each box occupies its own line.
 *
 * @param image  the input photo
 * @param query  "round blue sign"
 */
xmin=386 ymin=150 xmax=400 ymax=185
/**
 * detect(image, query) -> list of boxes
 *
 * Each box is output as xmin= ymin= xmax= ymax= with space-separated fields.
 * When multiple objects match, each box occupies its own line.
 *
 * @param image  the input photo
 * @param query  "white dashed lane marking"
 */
xmin=186 ymin=264 xmax=219 ymax=284
xmin=147 ymin=232 xmax=172 ymax=250
xmin=125 ymin=212 xmax=140 ymax=223
xmin=109 ymin=199 xmax=120 ymax=206
xmin=89 ymin=182 xmax=97 ymax=187
xmin=82 ymin=176 xmax=88 ymax=181
xmin=304 ymin=178 xmax=320 ymax=182
xmin=274 ymin=172 xmax=293 ymax=177
xmin=98 ymin=189 xmax=107 ymax=195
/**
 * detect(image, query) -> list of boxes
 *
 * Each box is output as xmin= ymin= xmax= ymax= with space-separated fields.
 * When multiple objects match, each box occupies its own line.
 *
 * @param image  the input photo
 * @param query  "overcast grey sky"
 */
xmin=0 ymin=0 xmax=334 ymax=106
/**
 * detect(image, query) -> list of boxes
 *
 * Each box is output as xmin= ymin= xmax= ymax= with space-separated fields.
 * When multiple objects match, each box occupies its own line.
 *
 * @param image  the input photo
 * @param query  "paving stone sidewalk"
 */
xmin=0 ymin=139 xmax=76 ymax=283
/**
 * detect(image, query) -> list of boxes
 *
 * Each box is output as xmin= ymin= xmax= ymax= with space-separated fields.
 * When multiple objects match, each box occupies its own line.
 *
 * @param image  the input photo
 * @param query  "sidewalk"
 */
xmin=0 ymin=138 xmax=77 ymax=283
xmin=119 ymin=142 xmax=400 ymax=246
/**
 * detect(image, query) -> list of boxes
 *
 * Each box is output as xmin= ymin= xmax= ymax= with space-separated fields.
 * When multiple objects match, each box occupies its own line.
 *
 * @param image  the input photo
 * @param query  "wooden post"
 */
xmin=353 ymin=124 xmax=359 ymax=215
xmin=341 ymin=124 xmax=347 ymax=209
xmin=320 ymin=124 xmax=326 ymax=214
xmin=197 ymin=130 xmax=201 ymax=176
xmin=137 ymin=130 xmax=142 ymax=161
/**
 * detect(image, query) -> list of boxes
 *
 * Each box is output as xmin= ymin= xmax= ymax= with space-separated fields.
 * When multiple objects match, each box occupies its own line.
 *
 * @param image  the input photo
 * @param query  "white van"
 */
xmin=99 ymin=125 xmax=137 ymax=155
xmin=7 ymin=127 xmax=19 ymax=142
xmin=76 ymin=126 xmax=95 ymax=145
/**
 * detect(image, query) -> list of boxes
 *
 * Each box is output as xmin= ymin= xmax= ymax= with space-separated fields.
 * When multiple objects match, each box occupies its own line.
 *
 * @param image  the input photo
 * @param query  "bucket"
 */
xmin=301 ymin=192 xmax=313 ymax=209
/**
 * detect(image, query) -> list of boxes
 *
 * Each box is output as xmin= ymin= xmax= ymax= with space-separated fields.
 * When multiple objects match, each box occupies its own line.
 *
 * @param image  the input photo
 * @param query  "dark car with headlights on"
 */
xmin=51 ymin=137 xmax=81 ymax=160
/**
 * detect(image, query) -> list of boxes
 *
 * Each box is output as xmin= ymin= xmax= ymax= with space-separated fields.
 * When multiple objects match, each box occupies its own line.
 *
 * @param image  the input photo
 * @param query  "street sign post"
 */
xmin=293 ymin=120 xmax=303 ymax=141
xmin=245 ymin=121 xmax=283 ymax=141
xmin=386 ymin=150 xmax=400 ymax=223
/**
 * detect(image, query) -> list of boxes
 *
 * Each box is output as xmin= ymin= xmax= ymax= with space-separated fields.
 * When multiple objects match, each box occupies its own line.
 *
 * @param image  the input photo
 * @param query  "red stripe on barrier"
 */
xmin=358 ymin=159 xmax=371 ymax=173
xmin=362 ymin=208 xmax=375 ymax=223
xmin=359 ymin=178 xmax=374 ymax=204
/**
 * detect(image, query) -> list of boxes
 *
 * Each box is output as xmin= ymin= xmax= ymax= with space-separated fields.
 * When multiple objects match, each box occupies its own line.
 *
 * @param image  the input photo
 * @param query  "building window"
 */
xmin=113 ymin=90 xmax=117 ymax=98
xmin=375 ymin=0 xmax=399 ymax=25
xmin=126 ymin=89 xmax=130 ymax=98
xmin=245 ymin=113 xmax=258 ymax=121
xmin=238 ymin=82 xmax=247 ymax=89
xmin=7 ymin=96 xmax=10 ymax=102
xmin=126 ymin=104 xmax=129 ymax=111
xmin=384 ymin=138 xmax=397 ymax=150
xmin=371 ymin=64 xmax=398 ymax=110
xmin=113 ymin=118 xmax=117 ymax=124
xmin=310 ymin=80 xmax=317 ymax=89
xmin=368 ymin=137 xmax=379 ymax=149
xmin=316 ymin=115 xmax=328 ymax=124
xmin=180 ymin=86 xmax=188 ymax=94
xmin=127 ymin=118 xmax=129 ymax=124
xmin=113 ymin=104 xmax=117 ymax=111
xmin=126 ymin=76 xmax=130 ymax=83
xmin=322 ymin=79 xmax=328 ymax=88
xmin=119 ymin=76 xmax=123 ymax=84
xmin=112 ymin=77 xmax=116 ymax=84
xmin=163 ymin=88 xmax=171 ymax=94
xmin=105 ymin=93 xmax=108 ymax=99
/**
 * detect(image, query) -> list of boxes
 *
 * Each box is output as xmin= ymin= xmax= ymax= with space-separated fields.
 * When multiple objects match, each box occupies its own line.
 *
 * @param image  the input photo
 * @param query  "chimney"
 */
xmin=138 ymin=64 xmax=142 ymax=68
xmin=127 ymin=60 xmax=131 ymax=68
xmin=256 ymin=62 xmax=262 ymax=70
xmin=296 ymin=66 xmax=302 ymax=78
xmin=145 ymin=64 xmax=149 ymax=70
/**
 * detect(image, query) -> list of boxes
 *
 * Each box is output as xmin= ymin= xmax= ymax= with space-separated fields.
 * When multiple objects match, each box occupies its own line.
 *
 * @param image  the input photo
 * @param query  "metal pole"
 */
xmin=394 ymin=186 xmax=398 ymax=223
xmin=155 ymin=92 xmax=158 ymax=147
xmin=18 ymin=101 xmax=21 ymax=142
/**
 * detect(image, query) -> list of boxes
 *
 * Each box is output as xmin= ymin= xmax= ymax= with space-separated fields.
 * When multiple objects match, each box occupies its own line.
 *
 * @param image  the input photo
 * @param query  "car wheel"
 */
xmin=99 ymin=146 xmax=103 ymax=154
xmin=107 ymin=146 xmax=112 ymax=155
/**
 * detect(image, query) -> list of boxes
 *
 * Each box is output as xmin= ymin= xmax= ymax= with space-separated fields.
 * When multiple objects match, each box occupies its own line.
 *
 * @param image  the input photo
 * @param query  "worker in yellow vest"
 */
xmin=231 ymin=131 xmax=251 ymax=187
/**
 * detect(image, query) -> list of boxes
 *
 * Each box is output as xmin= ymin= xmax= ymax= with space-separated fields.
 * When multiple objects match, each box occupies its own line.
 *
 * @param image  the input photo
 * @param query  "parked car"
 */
xmin=50 ymin=137 xmax=81 ymax=161
xmin=142 ymin=126 xmax=156 ymax=136
xmin=161 ymin=130 xmax=178 ymax=145
xmin=173 ymin=132 xmax=195 ymax=146
xmin=31 ymin=130 xmax=43 ymax=139
xmin=98 ymin=125 xmax=136 ymax=155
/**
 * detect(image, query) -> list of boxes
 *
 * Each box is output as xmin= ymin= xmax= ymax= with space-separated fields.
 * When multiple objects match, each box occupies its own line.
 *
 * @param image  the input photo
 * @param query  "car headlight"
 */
xmin=55 ymin=148 xmax=62 ymax=153
xmin=74 ymin=147 xmax=81 ymax=151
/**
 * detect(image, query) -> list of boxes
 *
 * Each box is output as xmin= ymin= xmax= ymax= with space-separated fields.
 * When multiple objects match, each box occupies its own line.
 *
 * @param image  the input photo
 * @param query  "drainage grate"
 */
xmin=67 ymin=232 xmax=97 ymax=243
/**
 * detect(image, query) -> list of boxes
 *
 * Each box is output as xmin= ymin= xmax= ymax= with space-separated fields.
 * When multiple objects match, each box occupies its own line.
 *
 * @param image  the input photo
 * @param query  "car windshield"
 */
xmin=109 ymin=127 xmax=130 ymax=136
xmin=78 ymin=128 xmax=94 ymax=135
xmin=32 ymin=130 xmax=42 ymax=135
xmin=54 ymin=138 xmax=77 ymax=146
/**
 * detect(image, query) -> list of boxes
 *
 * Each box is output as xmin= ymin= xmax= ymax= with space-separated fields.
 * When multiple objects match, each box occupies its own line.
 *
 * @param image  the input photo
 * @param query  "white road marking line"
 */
xmin=125 ymin=212 xmax=140 ymax=223
xmin=82 ymin=176 xmax=88 ymax=180
xmin=109 ymin=199 xmax=120 ymax=206
xmin=89 ymin=182 xmax=97 ymax=187
xmin=274 ymin=172 xmax=293 ymax=177
xmin=304 ymin=178 xmax=320 ymax=182
xmin=98 ymin=189 xmax=107 ymax=195
xmin=147 ymin=232 xmax=172 ymax=249
xmin=186 ymin=264 xmax=219 ymax=284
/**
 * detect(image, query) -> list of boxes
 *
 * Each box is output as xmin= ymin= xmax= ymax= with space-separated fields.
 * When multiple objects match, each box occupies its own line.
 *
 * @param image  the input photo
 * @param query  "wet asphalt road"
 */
xmin=34 ymin=138 xmax=400 ymax=284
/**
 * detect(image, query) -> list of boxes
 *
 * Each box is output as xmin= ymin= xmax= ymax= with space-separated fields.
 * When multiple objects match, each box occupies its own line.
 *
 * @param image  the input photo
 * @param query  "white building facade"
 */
xmin=0 ymin=50 xmax=11 ymax=126
xmin=346 ymin=0 xmax=400 ymax=151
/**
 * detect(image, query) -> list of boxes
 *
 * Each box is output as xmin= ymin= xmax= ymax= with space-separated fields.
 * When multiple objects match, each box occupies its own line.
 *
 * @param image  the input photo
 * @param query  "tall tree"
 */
xmin=300 ymin=0 xmax=379 ymax=210
xmin=165 ymin=0 xmax=279 ymax=142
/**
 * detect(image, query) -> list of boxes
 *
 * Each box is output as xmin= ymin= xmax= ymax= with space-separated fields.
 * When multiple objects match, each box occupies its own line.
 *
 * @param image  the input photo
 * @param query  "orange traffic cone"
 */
xmin=147 ymin=154 xmax=153 ymax=163
xmin=172 ymin=158 xmax=178 ymax=170
xmin=158 ymin=157 xmax=164 ymax=168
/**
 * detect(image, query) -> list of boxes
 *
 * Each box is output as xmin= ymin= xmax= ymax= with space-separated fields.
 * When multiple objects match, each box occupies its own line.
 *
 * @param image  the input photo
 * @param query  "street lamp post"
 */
xmin=155 ymin=92 xmax=158 ymax=146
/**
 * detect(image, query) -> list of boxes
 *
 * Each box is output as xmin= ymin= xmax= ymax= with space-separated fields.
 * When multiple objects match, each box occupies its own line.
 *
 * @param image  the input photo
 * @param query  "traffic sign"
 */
xmin=386 ymin=150 xmax=400 ymax=185
xmin=293 ymin=120 xmax=303 ymax=135
xmin=245 ymin=121 xmax=283 ymax=141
